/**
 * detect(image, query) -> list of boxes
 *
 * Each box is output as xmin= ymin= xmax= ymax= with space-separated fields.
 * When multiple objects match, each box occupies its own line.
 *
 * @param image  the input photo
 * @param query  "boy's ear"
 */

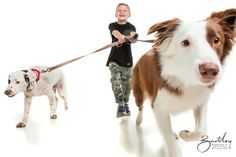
xmin=128 ymin=11 xmax=131 ymax=18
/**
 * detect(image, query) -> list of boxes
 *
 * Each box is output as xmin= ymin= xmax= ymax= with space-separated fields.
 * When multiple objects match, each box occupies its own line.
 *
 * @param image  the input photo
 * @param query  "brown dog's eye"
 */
xmin=213 ymin=36 xmax=221 ymax=45
xmin=181 ymin=40 xmax=190 ymax=47
xmin=16 ymin=81 xmax=20 ymax=84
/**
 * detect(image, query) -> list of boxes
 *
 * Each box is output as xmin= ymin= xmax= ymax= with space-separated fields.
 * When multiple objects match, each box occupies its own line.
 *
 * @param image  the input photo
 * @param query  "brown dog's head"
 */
xmin=147 ymin=9 xmax=236 ymax=86
xmin=148 ymin=9 xmax=236 ymax=63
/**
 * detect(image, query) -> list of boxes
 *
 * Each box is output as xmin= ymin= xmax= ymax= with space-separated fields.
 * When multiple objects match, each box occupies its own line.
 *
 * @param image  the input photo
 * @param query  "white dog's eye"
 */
xmin=181 ymin=40 xmax=190 ymax=47
xmin=16 ymin=81 xmax=20 ymax=84
xmin=8 ymin=79 xmax=10 ymax=84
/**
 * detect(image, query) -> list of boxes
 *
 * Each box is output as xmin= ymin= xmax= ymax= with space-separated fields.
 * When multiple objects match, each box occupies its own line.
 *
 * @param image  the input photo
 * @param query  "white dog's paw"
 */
xmin=50 ymin=115 xmax=57 ymax=119
xmin=173 ymin=132 xmax=179 ymax=140
xmin=179 ymin=130 xmax=204 ymax=141
xmin=16 ymin=122 xmax=26 ymax=128
xmin=64 ymin=103 xmax=69 ymax=110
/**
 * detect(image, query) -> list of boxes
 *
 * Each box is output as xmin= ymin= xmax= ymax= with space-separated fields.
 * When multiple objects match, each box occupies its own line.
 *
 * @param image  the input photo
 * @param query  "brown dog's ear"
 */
xmin=208 ymin=9 xmax=236 ymax=62
xmin=148 ymin=18 xmax=181 ymax=47
xmin=209 ymin=8 xmax=236 ymax=34
xmin=148 ymin=18 xmax=181 ymax=35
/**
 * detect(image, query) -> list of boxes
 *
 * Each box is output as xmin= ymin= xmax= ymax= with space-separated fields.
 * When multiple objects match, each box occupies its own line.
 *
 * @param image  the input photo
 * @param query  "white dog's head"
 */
xmin=148 ymin=9 xmax=236 ymax=87
xmin=5 ymin=70 xmax=35 ymax=97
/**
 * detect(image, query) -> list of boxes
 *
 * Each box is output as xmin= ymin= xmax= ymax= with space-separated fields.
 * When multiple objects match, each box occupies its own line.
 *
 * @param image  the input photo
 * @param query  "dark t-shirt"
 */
xmin=106 ymin=22 xmax=136 ymax=67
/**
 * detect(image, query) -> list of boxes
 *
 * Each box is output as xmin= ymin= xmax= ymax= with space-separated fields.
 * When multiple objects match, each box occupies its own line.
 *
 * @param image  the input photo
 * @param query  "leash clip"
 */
xmin=41 ymin=68 xmax=51 ymax=73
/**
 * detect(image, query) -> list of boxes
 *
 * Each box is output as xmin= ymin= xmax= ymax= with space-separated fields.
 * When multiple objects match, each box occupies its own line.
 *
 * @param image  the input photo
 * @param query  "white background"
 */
xmin=0 ymin=0 xmax=236 ymax=157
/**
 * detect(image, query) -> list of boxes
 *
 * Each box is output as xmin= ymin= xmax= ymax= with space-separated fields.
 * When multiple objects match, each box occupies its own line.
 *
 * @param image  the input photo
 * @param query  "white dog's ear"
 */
xmin=148 ymin=18 xmax=181 ymax=47
xmin=24 ymin=74 xmax=35 ymax=91
xmin=21 ymin=70 xmax=28 ymax=73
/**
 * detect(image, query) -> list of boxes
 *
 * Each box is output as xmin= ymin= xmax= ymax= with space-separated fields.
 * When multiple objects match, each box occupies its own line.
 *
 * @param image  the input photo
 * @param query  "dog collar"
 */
xmin=31 ymin=68 xmax=40 ymax=82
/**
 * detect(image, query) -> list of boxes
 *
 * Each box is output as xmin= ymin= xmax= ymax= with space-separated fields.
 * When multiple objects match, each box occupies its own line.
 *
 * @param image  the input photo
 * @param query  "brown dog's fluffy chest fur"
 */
xmin=132 ymin=49 xmax=182 ymax=109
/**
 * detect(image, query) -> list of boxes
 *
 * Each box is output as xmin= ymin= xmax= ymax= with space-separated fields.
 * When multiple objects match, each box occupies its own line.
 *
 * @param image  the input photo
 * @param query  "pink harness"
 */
xmin=31 ymin=68 xmax=40 ymax=82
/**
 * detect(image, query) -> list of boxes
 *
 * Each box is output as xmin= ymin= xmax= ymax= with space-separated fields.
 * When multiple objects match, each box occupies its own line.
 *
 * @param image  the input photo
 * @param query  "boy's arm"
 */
xmin=112 ymin=30 xmax=126 ymax=44
xmin=112 ymin=30 xmax=138 ymax=43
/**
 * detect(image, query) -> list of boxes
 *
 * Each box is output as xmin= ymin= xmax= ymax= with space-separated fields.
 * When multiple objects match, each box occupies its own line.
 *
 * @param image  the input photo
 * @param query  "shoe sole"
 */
xmin=126 ymin=112 xmax=131 ymax=116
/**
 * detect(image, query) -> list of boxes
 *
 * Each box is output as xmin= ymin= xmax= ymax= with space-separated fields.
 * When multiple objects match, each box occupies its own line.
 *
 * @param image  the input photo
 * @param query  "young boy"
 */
xmin=106 ymin=3 xmax=137 ymax=118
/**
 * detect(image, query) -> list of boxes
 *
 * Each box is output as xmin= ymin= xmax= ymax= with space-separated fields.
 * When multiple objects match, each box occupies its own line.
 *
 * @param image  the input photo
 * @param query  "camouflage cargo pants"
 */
xmin=109 ymin=62 xmax=132 ymax=104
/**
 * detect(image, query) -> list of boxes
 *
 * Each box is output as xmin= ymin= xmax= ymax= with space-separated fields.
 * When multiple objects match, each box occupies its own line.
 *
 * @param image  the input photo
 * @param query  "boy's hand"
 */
xmin=127 ymin=32 xmax=138 ymax=43
xmin=118 ymin=35 xmax=126 ymax=44
xmin=112 ymin=30 xmax=126 ymax=44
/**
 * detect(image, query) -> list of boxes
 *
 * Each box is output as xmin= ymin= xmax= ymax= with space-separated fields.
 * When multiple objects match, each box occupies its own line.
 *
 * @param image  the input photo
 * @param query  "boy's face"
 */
xmin=115 ymin=5 xmax=130 ymax=22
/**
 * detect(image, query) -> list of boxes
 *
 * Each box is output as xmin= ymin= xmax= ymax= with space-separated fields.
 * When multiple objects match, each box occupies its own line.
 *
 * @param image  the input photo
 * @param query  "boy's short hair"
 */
xmin=116 ymin=3 xmax=130 ymax=12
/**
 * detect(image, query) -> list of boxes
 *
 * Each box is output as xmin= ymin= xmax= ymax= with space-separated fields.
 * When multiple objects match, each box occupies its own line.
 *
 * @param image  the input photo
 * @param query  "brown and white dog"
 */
xmin=4 ymin=66 xmax=68 ymax=128
xmin=132 ymin=9 xmax=236 ymax=157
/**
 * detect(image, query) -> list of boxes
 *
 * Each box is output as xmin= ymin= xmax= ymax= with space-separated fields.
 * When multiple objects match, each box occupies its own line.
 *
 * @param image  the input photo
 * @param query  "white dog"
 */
xmin=132 ymin=9 xmax=236 ymax=157
xmin=5 ymin=66 xmax=68 ymax=128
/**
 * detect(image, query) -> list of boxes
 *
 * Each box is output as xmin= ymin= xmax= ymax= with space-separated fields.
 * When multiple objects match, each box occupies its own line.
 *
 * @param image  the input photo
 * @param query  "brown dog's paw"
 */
xmin=16 ymin=122 xmax=26 ymax=128
xmin=179 ymin=130 xmax=204 ymax=141
xmin=50 ymin=115 xmax=57 ymax=119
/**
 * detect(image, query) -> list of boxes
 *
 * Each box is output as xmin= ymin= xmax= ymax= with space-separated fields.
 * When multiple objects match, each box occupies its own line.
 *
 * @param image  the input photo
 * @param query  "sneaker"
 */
xmin=124 ymin=104 xmax=131 ymax=116
xmin=116 ymin=105 xmax=126 ymax=118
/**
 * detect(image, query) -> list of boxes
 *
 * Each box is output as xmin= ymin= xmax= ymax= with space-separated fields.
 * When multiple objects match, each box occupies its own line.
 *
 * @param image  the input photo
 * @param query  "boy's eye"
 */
xmin=16 ymin=81 xmax=20 ymax=84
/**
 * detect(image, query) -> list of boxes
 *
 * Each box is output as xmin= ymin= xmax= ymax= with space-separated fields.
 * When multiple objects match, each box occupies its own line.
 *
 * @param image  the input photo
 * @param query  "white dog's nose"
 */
xmin=199 ymin=62 xmax=219 ymax=80
xmin=4 ymin=89 xmax=11 ymax=96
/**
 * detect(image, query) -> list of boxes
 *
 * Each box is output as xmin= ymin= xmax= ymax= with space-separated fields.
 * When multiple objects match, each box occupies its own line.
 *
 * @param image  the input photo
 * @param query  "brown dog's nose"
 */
xmin=4 ymin=89 xmax=11 ymax=96
xmin=199 ymin=62 xmax=219 ymax=79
